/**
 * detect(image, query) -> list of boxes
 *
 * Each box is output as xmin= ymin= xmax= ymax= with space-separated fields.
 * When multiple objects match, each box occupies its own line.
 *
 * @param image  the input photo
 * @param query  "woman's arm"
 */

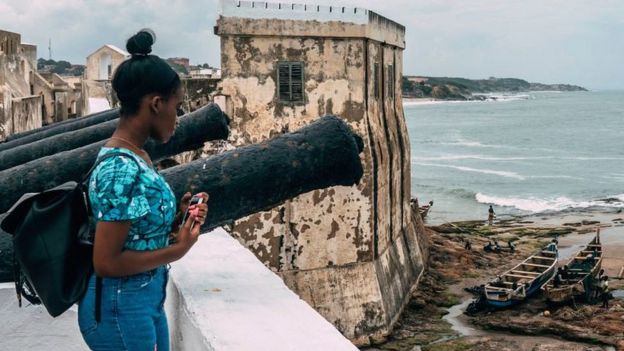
xmin=93 ymin=196 xmax=208 ymax=277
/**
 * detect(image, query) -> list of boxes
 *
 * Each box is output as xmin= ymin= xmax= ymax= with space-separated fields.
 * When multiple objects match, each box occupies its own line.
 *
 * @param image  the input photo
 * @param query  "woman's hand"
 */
xmin=174 ymin=192 xmax=209 ymax=253
xmin=178 ymin=192 xmax=193 ymax=218
xmin=190 ymin=192 xmax=209 ymax=226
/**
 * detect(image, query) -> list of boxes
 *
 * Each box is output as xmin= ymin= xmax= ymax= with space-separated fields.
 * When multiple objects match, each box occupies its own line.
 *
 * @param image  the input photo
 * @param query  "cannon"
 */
xmin=0 ymin=104 xmax=228 ymax=171
xmin=0 ymin=109 xmax=120 ymax=153
xmin=0 ymin=104 xmax=230 ymax=213
xmin=0 ymin=115 xmax=364 ymax=282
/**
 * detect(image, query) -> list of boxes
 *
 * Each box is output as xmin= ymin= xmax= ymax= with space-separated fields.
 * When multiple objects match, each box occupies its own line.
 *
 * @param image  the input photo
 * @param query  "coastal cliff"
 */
xmin=402 ymin=76 xmax=587 ymax=100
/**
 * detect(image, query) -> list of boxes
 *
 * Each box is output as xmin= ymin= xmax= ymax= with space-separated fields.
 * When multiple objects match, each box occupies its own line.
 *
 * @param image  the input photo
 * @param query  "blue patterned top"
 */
xmin=88 ymin=147 xmax=177 ymax=251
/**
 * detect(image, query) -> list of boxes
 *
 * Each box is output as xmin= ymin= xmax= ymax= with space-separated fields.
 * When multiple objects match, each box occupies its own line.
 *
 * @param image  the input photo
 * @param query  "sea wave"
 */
xmin=413 ymin=155 xmax=551 ymax=161
xmin=560 ymin=156 xmax=624 ymax=161
xmin=414 ymin=162 xmax=525 ymax=180
xmin=475 ymin=193 xmax=624 ymax=213
xmin=447 ymin=188 xmax=479 ymax=200
xmin=474 ymin=93 xmax=531 ymax=102
xmin=412 ymin=184 xmax=478 ymax=201
xmin=437 ymin=141 xmax=516 ymax=149
xmin=403 ymin=93 xmax=531 ymax=106
xmin=528 ymin=175 xmax=585 ymax=180
xmin=403 ymin=99 xmax=483 ymax=107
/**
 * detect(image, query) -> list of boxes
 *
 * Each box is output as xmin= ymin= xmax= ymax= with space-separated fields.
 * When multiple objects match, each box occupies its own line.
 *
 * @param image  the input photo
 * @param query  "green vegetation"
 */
xmin=437 ymin=292 xmax=461 ymax=308
xmin=37 ymin=58 xmax=84 ymax=76
xmin=402 ymin=76 xmax=587 ymax=100
xmin=423 ymin=341 xmax=472 ymax=351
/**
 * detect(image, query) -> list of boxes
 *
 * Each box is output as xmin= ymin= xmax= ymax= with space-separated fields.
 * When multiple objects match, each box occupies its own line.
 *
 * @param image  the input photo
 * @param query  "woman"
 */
xmin=78 ymin=29 xmax=208 ymax=350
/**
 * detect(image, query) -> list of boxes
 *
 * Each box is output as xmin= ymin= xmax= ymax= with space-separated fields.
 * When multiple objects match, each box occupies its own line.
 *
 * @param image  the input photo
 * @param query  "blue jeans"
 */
xmin=78 ymin=266 xmax=169 ymax=351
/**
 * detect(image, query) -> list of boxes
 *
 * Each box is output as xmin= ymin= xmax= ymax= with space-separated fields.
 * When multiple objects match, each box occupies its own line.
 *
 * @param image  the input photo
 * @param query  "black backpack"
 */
xmin=0 ymin=151 xmax=141 ymax=317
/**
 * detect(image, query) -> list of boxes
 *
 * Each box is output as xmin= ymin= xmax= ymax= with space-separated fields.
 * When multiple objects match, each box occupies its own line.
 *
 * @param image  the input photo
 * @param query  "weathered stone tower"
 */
xmin=215 ymin=1 xmax=425 ymax=344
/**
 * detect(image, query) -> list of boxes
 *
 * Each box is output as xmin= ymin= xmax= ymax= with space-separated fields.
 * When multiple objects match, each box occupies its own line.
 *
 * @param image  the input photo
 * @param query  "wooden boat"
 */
xmin=484 ymin=241 xmax=558 ymax=308
xmin=541 ymin=231 xmax=602 ymax=303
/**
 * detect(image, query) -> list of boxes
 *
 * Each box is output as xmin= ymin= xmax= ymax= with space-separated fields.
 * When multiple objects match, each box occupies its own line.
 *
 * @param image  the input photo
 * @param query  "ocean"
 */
xmin=405 ymin=90 xmax=624 ymax=225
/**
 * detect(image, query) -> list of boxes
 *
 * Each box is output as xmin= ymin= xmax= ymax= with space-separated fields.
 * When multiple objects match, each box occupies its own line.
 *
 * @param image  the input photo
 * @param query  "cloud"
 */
xmin=1 ymin=0 xmax=622 ymax=89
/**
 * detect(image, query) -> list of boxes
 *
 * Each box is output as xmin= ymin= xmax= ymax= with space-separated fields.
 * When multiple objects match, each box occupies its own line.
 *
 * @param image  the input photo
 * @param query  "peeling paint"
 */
xmin=218 ymin=12 xmax=423 ymax=345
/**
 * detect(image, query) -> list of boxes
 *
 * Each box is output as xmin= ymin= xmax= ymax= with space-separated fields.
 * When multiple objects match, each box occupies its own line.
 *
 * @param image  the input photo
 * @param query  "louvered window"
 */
xmin=387 ymin=64 xmax=395 ymax=99
xmin=278 ymin=62 xmax=304 ymax=103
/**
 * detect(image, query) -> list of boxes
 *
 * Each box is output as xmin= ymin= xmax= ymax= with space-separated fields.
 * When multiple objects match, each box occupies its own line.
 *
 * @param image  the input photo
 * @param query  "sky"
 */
xmin=1 ymin=0 xmax=623 ymax=90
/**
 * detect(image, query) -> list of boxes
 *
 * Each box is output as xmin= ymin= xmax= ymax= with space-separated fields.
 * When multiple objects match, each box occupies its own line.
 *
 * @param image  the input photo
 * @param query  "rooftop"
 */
xmin=86 ymin=44 xmax=129 ymax=58
xmin=104 ymin=44 xmax=129 ymax=57
xmin=217 ymin=0 xmax=405 ymax=48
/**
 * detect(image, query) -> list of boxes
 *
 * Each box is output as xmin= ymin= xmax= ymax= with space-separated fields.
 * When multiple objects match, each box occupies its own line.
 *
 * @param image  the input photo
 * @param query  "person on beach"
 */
xmin=494 ymin=240 xmax=502 ymax=253
xmin=464 ymin=239 xmax=472 ymax=251
xmin=488 ymin=205 xmax=495 ymax=225
xmin=561 ymin=266 xmax=569 ymax=280
xmin=601 ymin=276 xmax=610 ymax=309
xmin=484 ymin=241 xmax=494 ymax=252
xmin=77 ymin=29 xmax=209 ymax=351
xmin=592 ymin=270 xmax=605 ymax=302
xmin=546 ymin=239 xmax=558 ymax=252
xmin=554 ymin=267 xmax=563 ymax=287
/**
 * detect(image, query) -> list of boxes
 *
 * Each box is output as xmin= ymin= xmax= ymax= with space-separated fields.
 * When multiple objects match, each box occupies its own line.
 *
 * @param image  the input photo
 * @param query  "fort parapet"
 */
xmin=216 ymin=0 xmax=425 ymax=344
xmin=218 ymin=1 xmax=405 ymax=48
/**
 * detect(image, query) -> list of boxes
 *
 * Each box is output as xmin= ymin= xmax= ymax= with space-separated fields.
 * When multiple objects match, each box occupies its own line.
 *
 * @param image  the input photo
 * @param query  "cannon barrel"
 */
xmin=0 ymin=103 xmax=229 ymax=213
xmin=0 ymin=104 xmax=228 ymax=171
xmin=0 ymin=109 xmax=120 ymax=153
xmin=0 ymin=115 xmax=363 ymax=282
xmin=161 ymin=115 xmax=364 ymax=230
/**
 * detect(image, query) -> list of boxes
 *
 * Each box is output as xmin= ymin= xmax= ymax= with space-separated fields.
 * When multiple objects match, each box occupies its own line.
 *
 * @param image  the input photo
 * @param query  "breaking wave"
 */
xmin=475 ymin=193 xmax=624 ymax=213
xmin=414 ymin=162 xmax=526 ymax=180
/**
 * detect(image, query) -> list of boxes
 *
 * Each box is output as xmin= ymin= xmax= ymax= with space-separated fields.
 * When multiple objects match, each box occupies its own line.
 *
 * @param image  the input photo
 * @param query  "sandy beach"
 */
xmin=363 ymin=208 xmax=624 ymax=351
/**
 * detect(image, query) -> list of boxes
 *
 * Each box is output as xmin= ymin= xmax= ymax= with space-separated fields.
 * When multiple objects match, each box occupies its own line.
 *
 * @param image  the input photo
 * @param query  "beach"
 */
xmin=362 ymin=208 xmax=624 ymax=351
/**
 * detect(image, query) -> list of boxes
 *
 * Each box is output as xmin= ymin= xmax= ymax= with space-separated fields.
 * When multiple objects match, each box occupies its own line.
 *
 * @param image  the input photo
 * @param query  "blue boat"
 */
xmin=484 ymin=242 xmax=558 ymax=308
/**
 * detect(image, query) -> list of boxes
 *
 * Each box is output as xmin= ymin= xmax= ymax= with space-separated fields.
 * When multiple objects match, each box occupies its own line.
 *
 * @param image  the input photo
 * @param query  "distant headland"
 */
xmin=402 ymin=76 xmax=588 ymax=101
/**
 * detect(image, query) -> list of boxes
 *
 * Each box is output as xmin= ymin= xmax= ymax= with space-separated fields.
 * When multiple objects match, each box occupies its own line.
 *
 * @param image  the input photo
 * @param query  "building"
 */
xmin=85 ymin=44 xmax=129 ymax=81
xmin=0 ymin=29 xmax=85 ymax=139
xmin=168 ymin=57 xmax=191 ymax=72
xmin=1 ymin=29 xmax=42 ymax=140
xmin=189 ymin=67 xmax=221 ymax=78
xmin=215 ymin=0 xmax=426 ymax=344
xmin=81 ymin=44 xmax=129 ymax=114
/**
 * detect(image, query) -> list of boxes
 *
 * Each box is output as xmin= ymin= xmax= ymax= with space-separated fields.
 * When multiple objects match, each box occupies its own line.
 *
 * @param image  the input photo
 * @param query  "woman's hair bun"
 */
xmin=126 ymin=28 xmax=157 ymax=56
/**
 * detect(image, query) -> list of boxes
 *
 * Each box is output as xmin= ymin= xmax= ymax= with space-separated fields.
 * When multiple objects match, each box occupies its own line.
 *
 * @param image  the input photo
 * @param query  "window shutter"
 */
xmin=278 ymin=63 xmax=291 ymax=101
xmin=278 ymin=62 xmax=304 ymax=103
xmin=290 ymin=63 xmax=303 ymax=102
xmin=388 ymin=64 xmax=395 ymax=99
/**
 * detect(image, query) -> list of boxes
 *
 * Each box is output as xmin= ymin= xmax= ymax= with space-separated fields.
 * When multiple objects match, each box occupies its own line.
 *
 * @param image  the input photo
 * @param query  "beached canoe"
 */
xmin=541 ymin=231 xmax=602 ymax=303
xmin=484 ymin=241 xmax=558 ymax=308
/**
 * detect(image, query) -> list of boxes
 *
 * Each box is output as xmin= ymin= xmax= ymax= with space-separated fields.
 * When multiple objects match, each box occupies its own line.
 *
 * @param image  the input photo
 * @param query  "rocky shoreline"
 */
xmin=362 ymin=210 xmax=624 ymax=351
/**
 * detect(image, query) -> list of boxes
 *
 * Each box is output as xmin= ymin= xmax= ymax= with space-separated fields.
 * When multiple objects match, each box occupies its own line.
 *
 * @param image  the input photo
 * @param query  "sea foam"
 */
xmin=476 ymin=193 xmax=624 ymax=213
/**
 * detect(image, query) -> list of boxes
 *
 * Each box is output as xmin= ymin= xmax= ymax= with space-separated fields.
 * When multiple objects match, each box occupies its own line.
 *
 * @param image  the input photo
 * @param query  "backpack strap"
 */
xmin=95 ymin=276 xmax=103 ymax=322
